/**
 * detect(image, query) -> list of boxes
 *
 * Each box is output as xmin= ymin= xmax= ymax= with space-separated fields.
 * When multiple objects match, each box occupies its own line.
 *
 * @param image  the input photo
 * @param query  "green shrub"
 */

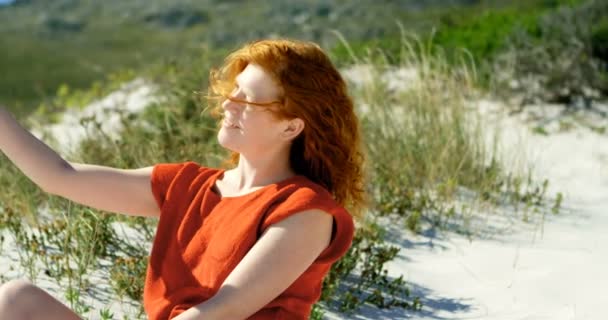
xmin=591 ymin=16 xmax=608 ymax=64
xmin=318 ymin=222 xmax=422 ymax=314
xmin=493 ymin=0 xmax=608 ymax=104
xmin=0 ymin=33 xmax=557 ymax=319
xmin=317 ymin=34 xmax=554 ymax=316
xmin=434 ymin=9 xmax=539 ymax=63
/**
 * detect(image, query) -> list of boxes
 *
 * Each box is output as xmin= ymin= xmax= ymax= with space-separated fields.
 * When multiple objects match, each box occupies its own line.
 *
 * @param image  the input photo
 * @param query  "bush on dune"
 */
xmin=0 ymin=32 xmax=559 ymax=319
xmin=493 ymin=0 xmax=608 ymax=107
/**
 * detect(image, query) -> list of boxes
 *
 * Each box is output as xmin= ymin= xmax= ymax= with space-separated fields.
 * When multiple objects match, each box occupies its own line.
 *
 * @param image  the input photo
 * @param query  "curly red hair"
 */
xmin=208 ymin=39 xmax=366 ymax=219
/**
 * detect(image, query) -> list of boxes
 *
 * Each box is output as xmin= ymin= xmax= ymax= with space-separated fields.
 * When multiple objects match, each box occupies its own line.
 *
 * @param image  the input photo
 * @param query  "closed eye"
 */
xmin=224 ymin=82 xmax=282 ymax=108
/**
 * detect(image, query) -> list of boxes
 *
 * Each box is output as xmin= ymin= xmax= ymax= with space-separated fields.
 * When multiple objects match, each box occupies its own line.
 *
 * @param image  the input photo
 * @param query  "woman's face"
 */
xmin=217 ymin=63 xmax=289 ymax=155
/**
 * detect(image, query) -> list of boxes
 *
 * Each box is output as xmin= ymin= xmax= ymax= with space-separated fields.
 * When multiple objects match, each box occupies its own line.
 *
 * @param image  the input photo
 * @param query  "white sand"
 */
xmin=0 ymin=222 xmax=146 ymax=318
xmin=2 ymin=67 xmax=607 ymax=319
xmin=1 ymin=79 xmax=158 ymax=319
xmin=324 ymin=98 xmax=608 ymax=320
xmin=31 ymin=78 xmax=160 ymax=154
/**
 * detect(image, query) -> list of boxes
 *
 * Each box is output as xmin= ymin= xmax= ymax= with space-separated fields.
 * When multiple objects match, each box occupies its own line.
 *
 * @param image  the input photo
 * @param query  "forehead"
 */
xmin=236 ymin=63 xmax=281 ymax=98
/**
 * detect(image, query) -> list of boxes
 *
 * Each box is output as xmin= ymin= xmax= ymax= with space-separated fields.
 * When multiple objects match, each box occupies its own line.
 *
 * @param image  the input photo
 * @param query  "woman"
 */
xmin=0 ymin=38 xmax=365 ymax=319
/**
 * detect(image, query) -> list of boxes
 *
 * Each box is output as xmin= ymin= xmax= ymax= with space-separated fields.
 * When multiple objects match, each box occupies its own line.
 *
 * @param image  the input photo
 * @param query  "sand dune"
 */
xmin=2 ymin=69 xmax=607 ymax=319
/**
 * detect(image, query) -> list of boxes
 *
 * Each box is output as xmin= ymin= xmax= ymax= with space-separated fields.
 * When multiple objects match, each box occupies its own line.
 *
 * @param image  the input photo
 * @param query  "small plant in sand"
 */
xmin=0 ymin=33 xmax=561 ymax=319
xmin=338 ymin=31 xmax=558 ymax=234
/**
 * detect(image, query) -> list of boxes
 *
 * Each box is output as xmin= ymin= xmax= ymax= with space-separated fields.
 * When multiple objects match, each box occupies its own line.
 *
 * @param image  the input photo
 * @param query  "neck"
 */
xmin=228 ymin=146 xmax=295 ymax=189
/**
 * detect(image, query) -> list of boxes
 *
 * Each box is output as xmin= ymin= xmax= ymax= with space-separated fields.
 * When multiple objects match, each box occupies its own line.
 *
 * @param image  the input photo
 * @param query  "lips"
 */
xmin=223 ymin=119 xmax=240 ymax=129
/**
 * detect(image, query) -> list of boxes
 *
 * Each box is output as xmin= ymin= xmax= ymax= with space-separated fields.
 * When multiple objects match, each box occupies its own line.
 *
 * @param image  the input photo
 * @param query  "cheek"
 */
xmin=241 ymin=111 xmax=286 ymax=139
xmin=243 ymin=113 xmax=272 ymax=131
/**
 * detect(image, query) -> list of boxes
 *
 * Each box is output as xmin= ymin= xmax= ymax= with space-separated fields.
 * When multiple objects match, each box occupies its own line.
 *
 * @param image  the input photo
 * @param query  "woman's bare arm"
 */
xmin=173 ymin=209 xmax=334 ymax=320
xmin=0 ymin=107 xmax=159 ymax=217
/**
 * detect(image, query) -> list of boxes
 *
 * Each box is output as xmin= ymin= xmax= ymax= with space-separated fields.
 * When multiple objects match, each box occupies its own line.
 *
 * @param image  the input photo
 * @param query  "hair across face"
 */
xmin=216 ymin=63 xmax=290 ymax=157
xmin=208 ymin=39 xmax=366 ymax=218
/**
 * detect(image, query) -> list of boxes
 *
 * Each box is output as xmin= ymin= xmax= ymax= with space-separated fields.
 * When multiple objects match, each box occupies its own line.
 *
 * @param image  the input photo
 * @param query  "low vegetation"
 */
xmin=6 ymin=0 xmax=600 ymax=319
xmin=0 ymin=33 xmax=562 ymax=318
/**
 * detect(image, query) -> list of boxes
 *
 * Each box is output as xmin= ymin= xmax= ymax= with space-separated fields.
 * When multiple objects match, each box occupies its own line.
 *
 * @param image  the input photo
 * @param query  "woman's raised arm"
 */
xmin=0 ymin=106 xmax=160 ymax=217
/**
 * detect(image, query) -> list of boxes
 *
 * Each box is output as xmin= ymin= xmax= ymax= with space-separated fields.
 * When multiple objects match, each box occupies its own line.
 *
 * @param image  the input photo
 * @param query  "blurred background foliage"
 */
xmin=2 ymin=0 xmax=606 ymax=117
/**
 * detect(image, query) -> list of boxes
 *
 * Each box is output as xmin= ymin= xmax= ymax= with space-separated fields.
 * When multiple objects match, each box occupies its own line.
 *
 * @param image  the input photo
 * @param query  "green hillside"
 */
xmin=0 ymin=0 xmax=591 ymax=116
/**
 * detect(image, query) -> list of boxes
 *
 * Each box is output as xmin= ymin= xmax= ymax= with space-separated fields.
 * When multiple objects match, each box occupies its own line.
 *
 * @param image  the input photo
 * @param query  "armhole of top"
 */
xmin=150 ymin=164 xmax=166 ymax=210
xmin=259 ymin=190 xmax=355 ymax=265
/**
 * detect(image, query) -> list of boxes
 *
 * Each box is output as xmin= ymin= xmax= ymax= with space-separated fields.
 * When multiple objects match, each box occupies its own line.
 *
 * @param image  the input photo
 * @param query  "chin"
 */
xmin=217 ymin=131 xmax=240 ymax=152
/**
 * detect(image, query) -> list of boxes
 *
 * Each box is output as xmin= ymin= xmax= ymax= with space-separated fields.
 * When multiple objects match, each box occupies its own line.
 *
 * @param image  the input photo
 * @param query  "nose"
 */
xmin=222 ymin=98 xmax=241 ymax=113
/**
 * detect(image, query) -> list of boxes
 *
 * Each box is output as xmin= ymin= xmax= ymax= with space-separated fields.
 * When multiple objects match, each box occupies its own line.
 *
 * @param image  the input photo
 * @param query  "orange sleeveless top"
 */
xmin=144 ymin=162 xmax=355 ymax=319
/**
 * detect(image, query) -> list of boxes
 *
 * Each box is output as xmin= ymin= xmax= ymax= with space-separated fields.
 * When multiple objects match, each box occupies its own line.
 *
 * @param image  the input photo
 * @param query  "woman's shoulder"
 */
xmin=150 ymin=161 xmax=222 ymax=205
xmin=152 ymin=161 xmax=221 ymax=177
xmin=265 ymin=175 xmax=349 ymax=219
xmin=261 ymin=175 xmax=355 ymax=265
xmin=277 ymin=175 xmax=337 ymax=202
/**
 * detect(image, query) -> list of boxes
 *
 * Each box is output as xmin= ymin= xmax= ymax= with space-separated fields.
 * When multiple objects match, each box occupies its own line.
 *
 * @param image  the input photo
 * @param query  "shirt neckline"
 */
xmin=208 ymin=169 xmax=304 ymax=200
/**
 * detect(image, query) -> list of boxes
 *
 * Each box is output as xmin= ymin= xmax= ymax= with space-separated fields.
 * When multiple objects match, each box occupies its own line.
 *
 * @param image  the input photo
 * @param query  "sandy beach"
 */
xmin=325 ymin=99 xmax=608 ymax=320
xmin=2 ymin=70 xmax=607 ymax=320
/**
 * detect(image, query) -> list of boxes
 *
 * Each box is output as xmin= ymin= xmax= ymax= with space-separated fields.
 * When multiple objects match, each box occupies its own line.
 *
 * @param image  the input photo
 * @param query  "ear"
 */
xmin=281 ymin=118 xmax=305 ymax=141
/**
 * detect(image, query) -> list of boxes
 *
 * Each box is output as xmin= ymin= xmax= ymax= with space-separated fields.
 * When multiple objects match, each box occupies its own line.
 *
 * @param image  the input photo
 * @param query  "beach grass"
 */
xmin=0 ymin=33 xmax=563 ymax=320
